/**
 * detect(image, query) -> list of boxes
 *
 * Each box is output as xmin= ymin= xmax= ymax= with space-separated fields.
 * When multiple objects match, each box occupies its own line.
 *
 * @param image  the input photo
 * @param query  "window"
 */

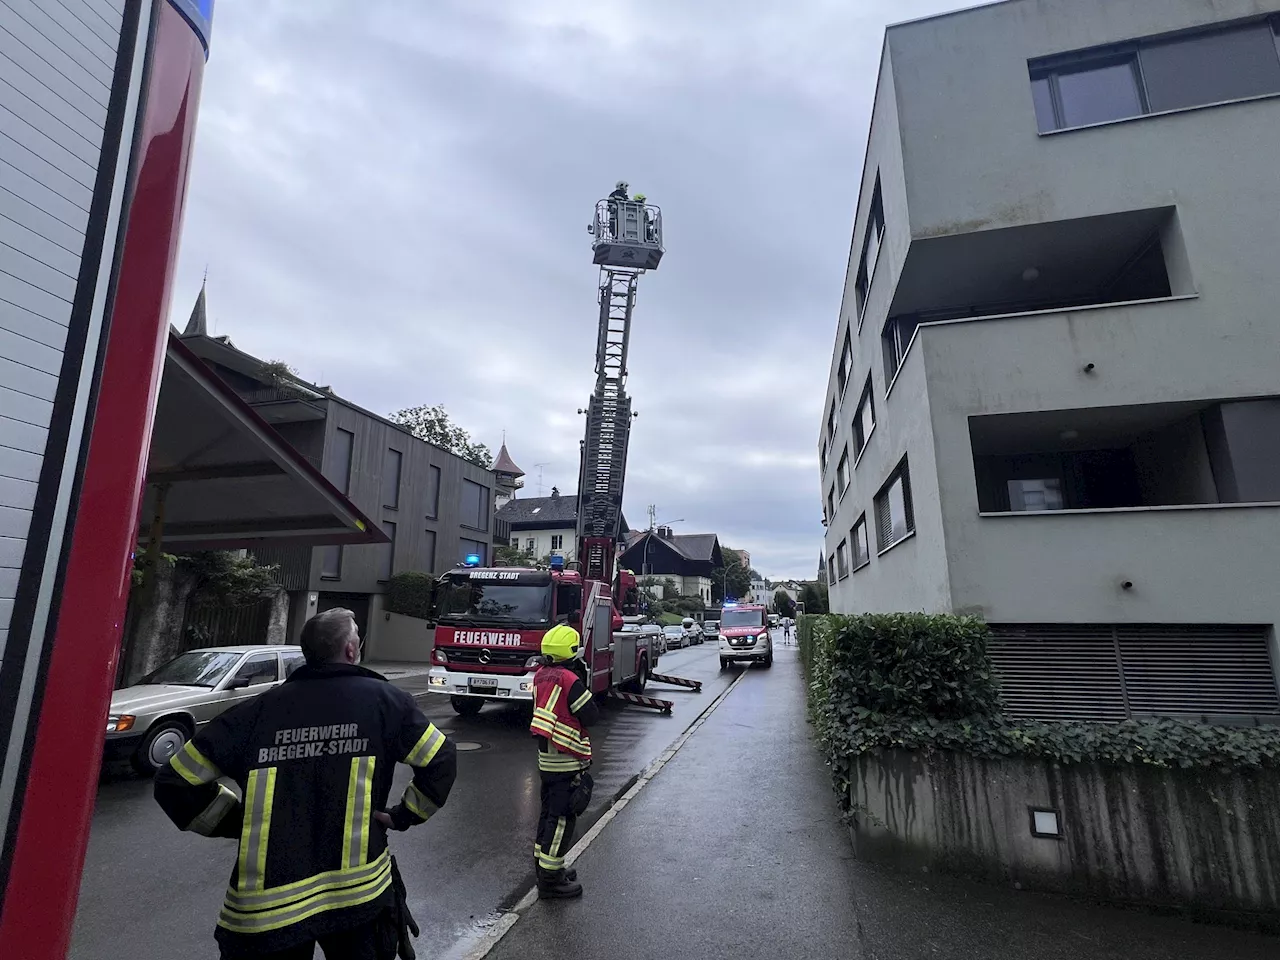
xmin=550 ymin=534 xmax=564 ymax=551
xmin=425 ymin=465 xmax=441 ymax=519
xmin=378 ymin=520 xmax=397 ymax=581
xmin=282 ymin=653 xmax=306 ymax=678
xmin=526 ymin=537 xmax=536 ymax=552
xmin=381 ymin=448 xmax=402 ymax=509
xmin=232 ymin=653 xmax=279 ymax=687
xmin=836 ymin=539 xmax=850 ymax=580
xmin=836 ymin=447 xmax=850 ymax=497
xmin=1008 ymin=479 xmax=1065 ymax=512
xmin=826 ymin=397 xmax=837 ymax=443
xmin=820 ymin=439 xmax=829 ymax=474
xmin=329 ymin=428 xmax=355 ymax=495
xmin=854 ymin=178 xmax=885 ymax=318
xmin=1030 ymin=20 xmax=1280 ymax=133
xmin=836 ymin=327 xmax=853 ymax=397
xmin=460 ymin=479 xmax=490 ymax=531
xmin=421 ymin=529 xmax=437 ymax=572
xmin=320 ymin=544 xmax=343 ymax=580
xmin=460 ymin=538 xmax=487 ymax=565
xmin=851 ymin=515 xmax=871 ymax=571
xmin=881 ymin=315 xmax=920 ymax=383
xmin=826 ymin=485 xmax=835 ymax=523
xmin=853 ymin=378 xmax=875 ymax=458
xmin=826 ymin=554 xmax=836 ymax=584
xmin=874 ymin=457 xmax=914 ymax=552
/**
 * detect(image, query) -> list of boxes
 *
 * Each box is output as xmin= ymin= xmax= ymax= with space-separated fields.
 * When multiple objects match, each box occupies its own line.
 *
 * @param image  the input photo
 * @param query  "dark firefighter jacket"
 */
xmin=154 ymin=662 xmax=457 ymax=955
xmin=530 ymin=662 xmax=599 ymax=772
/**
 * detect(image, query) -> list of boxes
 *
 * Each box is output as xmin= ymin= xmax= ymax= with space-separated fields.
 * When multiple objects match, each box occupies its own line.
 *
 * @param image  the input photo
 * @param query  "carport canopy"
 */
xmin=141 ymin=334 xmax=387 ymax=551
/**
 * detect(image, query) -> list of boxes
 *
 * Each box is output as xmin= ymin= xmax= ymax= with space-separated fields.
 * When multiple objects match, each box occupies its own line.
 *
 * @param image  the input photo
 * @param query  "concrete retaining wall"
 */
xmin=848 ymin=750 xmax=1280 ymax=923
xmin=365 ymin=611 xmax=434 ymax=662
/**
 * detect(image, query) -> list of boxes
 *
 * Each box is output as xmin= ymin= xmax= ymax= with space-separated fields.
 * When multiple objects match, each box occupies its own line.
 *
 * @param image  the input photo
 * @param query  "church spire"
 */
xmin=183 ymin=278 xmax=208 ymax=336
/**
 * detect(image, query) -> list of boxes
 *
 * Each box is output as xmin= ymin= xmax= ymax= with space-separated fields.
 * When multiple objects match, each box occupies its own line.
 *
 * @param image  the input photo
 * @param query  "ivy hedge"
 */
xmin=385 ymin=572 xmax=436 ymax=620
xmin=805 ymin=613 xmax=1280 ymax=805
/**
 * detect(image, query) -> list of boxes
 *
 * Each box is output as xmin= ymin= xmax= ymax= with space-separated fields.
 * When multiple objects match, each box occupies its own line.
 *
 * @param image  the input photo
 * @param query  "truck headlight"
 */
xmin=428 ymin=676 xmax=446 ymax=687
xmin=106 ymin=715 xmax=134 ymax=733
xmin=525 ymin=655 xmax=544 ymax=669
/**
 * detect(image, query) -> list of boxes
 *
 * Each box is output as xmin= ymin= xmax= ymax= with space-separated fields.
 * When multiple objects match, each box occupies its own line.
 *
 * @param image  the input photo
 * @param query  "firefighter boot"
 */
xmin=534 ymin=858 xmax=577 ymax=882
xmin=536 ymin=865 xmax=583 ymax=899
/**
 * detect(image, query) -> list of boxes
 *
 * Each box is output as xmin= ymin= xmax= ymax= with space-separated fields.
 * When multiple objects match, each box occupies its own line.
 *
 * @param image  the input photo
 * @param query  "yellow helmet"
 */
xmin=542 ymin=624 xmax=582 ymax=662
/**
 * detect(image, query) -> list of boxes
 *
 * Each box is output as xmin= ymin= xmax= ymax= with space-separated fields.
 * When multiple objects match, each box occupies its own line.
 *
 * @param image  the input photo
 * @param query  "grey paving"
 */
xmin=70 ymin=641 xmax=729 ymax=960
xmin=486 ymin=643 xmax=1280 ymax=960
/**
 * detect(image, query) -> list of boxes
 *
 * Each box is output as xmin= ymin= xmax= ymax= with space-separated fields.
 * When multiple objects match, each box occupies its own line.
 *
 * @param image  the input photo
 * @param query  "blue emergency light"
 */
xmin=549 ymin=554 xmax=565 ymax=571
xmin=723 ymin=600 xmax=737 ymax=607
xmin=464 ymin=554 xmax=482 ymax=567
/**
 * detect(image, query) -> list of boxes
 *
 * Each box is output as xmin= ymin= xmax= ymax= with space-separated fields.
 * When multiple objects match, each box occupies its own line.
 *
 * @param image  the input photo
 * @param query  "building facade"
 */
xmin=620 ymin=529 xmax=722 ymax=605
xmin=180 ymin=299 xmax=497 ymax=641
xmin=819 ymin=0 xmax=1280 ymax=723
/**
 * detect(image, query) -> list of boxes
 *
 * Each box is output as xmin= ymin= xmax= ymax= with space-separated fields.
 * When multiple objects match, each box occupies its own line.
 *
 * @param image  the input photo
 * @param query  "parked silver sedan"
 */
xmin=105 ymin=645 xmax=304 ymax=774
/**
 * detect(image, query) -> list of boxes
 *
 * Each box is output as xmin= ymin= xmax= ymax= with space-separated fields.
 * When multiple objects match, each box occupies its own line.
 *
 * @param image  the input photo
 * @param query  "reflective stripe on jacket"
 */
xmin=530 ymin=664 xmax=593 ymax=762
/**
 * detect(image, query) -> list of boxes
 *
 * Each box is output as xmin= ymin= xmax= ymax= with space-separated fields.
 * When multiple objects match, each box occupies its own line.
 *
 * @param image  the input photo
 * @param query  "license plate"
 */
xmin=470 ymin=678 xmax=498 ymax=691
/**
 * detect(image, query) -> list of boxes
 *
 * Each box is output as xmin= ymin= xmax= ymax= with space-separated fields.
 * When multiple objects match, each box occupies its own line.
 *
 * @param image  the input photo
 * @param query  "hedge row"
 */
xmin=804 ymin=613 xmax=1280 ymax=806
xmin=385 ymin=571 xmax=436 ymax=620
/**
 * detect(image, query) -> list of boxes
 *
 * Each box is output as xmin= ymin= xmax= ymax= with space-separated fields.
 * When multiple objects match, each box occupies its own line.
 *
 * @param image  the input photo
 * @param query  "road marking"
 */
xmin=460 ymin=667 xmax=750 ymax=960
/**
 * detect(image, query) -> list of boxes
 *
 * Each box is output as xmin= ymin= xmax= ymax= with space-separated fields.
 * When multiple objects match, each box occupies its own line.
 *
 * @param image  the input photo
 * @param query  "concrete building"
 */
xmin=750 ymin=580 xmax=773 ymax=607
xmin=179 ymin=293 xmax=498 ymax=642
xmin=819 ymin=0 xmax=1280 ymax=723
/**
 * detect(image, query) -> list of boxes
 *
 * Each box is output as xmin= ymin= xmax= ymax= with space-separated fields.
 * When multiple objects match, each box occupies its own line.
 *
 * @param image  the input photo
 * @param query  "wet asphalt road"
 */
xmin=70 ymin=638 xmax=745 ymax=960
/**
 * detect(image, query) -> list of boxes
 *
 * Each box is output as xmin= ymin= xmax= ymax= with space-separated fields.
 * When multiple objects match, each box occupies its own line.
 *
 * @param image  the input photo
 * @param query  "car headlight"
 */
xmin=758 ymin=633 xmax=769 ymax=643
xmin=106 ymin=715 xmax=135 ymax=733
xmin=718 ymin=635 xmax=729 ymax=643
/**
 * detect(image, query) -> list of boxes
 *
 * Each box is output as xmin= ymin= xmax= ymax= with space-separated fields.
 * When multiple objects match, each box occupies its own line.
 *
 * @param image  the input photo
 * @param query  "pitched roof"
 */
xmin=492 ymin=443 xmax=524 ymax=476
xmin=497 ymin=495 xmax=579 ymax=526
xmin=668 ymin=533 xmax=720 ymax=562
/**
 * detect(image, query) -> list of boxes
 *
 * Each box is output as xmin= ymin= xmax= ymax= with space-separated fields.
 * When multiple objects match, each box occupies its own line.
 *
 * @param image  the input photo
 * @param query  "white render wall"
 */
xmin=512 ymin=527 xmax=575 ymax=562
xmin=822 ymin=0 xmax=1280 ymax=626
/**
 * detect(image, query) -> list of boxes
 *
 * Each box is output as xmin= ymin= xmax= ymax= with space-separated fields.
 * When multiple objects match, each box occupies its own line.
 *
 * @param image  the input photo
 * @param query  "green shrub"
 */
xmin=385 ymin=571 xmax=436 ymax=620
xmin=804 ymin=612 xmax=1280 ymax=807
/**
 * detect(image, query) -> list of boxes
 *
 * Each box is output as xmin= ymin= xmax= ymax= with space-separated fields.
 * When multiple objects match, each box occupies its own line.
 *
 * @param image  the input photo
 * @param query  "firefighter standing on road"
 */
xmin=530 ymin=625 xmax=599 ymax=899
xmin=155 ymin=608 xmax=458 ymax=959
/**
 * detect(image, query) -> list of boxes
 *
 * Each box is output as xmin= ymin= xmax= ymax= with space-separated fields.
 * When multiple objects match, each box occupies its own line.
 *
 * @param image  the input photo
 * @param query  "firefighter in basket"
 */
xmin=530 ymin=624 xmax=600 ymax=899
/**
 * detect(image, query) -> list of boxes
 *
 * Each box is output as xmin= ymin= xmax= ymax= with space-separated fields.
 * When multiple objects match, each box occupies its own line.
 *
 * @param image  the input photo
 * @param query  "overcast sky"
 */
xmin=171 ymin=0 xmax=969 ymax=580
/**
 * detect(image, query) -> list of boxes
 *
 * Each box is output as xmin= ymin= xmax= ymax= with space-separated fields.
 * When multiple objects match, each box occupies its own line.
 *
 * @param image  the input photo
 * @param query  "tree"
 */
xmin=712 ymin=547 xmax=753 ymax=603
xmin=773 ymin=590 xmax=796 ymax=618
xmin=799 ymin=582 xmax=828 ymax=615
xmin=388 ymin=403 xmax=493 ymax=468
xmin=494 ymin=544 xmax=548 ymax=566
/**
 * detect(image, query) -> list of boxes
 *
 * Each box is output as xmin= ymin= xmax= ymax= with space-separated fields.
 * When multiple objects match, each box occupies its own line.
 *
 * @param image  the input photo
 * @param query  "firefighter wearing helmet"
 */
xmin=529 ymin=624 xmax=599 ymax=898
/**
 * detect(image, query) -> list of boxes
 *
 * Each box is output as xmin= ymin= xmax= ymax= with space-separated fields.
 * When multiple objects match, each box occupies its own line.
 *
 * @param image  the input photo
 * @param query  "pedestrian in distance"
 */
xmin=155 ymin=608 xmax=458 ymax=959
xmin=530 ymin=625 xmax=599 ymax=899
xmin=783 ymin=620 xmax=793 ymax=645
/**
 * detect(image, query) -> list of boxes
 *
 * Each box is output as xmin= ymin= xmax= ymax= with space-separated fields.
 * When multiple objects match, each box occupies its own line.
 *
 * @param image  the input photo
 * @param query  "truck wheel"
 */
xmin=623 ymin=656 xmax=648 ymax=694
xmin=131 ymin=720 xmax=190 ymax=776
xmin=451 ymin=696 xmax=484 ymax=717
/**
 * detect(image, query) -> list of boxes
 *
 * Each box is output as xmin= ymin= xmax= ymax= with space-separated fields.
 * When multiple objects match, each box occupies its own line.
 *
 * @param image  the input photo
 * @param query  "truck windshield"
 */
xmin=437 ymin=580 xmax=552 ymax=624
xmin=721 ymin=608 xmax=764 ymax=629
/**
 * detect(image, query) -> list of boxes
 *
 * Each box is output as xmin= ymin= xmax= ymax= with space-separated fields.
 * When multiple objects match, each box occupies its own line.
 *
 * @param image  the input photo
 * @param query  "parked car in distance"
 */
xmin=702 ymin=619 xmax=720 ymax=641
xmin=662 ymin=624 xmax=688 ymax=650
xmin=638 ymin=621 xmax=666 ymax=655
xmin=768 ymin=614 xmax=780 ymax=629
xmin=681 ymin=617 xmax=703 ymax=645
xmin=106 ymin=645 xmax=304 ymax=775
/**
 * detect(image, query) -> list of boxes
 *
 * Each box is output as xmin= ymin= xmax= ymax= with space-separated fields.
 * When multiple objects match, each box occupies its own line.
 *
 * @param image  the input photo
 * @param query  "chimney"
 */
xmin=550 ymin=486 xmax=560 ymax=499
xmin=657 ymin=525 xmax=672 ymax=539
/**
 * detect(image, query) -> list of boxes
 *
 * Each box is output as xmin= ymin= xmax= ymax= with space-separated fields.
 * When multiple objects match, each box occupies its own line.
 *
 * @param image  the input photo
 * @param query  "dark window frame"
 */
xmin=378 ymin=520 xmax=397 ymax=582
xmin=874 ymin=456 xmax=915 ymax=554
xmin=827 ymin=554 xmax=836 ymax=584
xmin=1030 ymin=16 xmax=1280 ymax=133
xmin=853 ymin=377 xmax=876 ymax=462
xmin=826 ymin=485 xmax=836 ymax=524
xmin=836 ymin=327 xmax=854 ymax=398
xmin=425 ymin=464 xmax=442 ymax=519
xmin=850 ymin=514 xmax=871 ymax=572
xmin=836 ymin=539 xmax=850 ymax=581
xmin=854 ymin=177 xmax=885 ymax=324
xmin=320 ymin=544 xmax=343 ymax=581
xmin=330 ymin=427 xmax=355 ymax=495
xmin=460 ymin=478 xmax=491 ymax=532
xmin=382 ymin=447 xmax=403 ymax=510
xmin=421 ymin=528 xmax=437 ymax=573
xmin=836 ymin=446 xmax=851 ymax=499
xmin=882 ymin=315 xmax=921 ymax=386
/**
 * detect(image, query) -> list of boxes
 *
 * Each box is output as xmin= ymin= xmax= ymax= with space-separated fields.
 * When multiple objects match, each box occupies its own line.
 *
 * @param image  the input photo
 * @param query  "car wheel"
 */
xmin=451 ymin=696 xmax=484 ymax=717
xmin=131 ymin=720 xmax=190 ymax=776
xmin=763 ymin=653 xmax=773 ymax=669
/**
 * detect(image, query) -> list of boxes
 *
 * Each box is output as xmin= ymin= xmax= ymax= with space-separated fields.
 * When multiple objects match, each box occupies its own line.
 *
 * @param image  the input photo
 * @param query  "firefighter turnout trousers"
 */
xmin=534 ymin=745 xmax=589 ymax=873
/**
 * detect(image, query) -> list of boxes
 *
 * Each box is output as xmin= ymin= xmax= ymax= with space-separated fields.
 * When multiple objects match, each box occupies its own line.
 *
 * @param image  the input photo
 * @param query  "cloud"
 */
xmin=172 ymin=0 xmax=969 ymax=579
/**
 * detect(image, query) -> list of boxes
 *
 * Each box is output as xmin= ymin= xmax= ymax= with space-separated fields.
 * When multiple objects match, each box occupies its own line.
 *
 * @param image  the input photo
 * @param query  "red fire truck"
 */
xmin=426 ymin=196 xmax=699 ymax=714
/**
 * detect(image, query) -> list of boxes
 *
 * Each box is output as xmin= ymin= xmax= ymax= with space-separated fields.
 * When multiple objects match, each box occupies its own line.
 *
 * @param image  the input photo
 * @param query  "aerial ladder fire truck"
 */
xmin=426 ymin=193 xmax=701 ymax=713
